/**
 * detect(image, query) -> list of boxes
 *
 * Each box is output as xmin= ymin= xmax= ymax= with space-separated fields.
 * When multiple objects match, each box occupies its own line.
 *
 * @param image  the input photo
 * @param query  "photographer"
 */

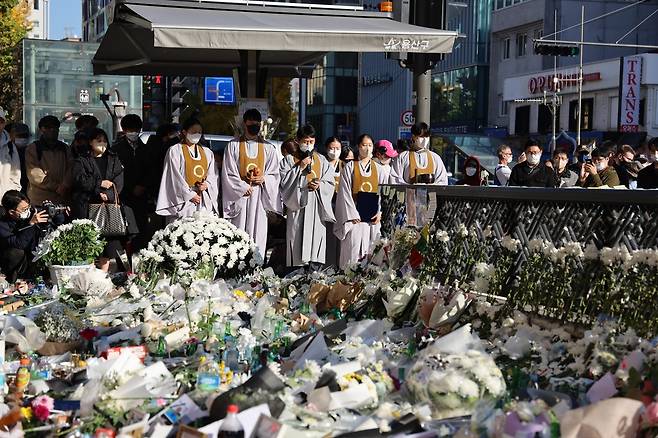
xmin=0 ymin=190 xmax=48 ymax=281
xmin=579 ymin=146 xmax=620 ymax=188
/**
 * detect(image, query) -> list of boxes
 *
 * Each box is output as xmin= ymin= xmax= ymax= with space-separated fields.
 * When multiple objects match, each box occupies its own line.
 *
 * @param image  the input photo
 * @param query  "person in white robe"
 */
xmin=221 ymin=109 xmax=281 ymax=259
xmin=390 ymin=122 xmax=448 ymax=185
xmin=324 ymin=137 xmax=346 ymax=267
xmin=280 ymin=125 xmax=336 ymax=267
xmin=156 ymin=118 xmax=219 ymax=222
xmin=333 ymin=134 xmax=388 ymax=269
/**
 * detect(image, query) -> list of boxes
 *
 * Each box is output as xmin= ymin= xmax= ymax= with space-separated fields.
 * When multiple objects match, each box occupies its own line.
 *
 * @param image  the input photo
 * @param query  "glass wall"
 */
xmin=22 ymin=39 xmax=142 ymax=144
xmin=430 ymin=66 xmax=488 ymax=130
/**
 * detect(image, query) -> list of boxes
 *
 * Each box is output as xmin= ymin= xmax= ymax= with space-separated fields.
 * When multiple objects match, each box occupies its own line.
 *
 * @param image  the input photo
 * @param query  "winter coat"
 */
xmin=71 ymin=150 xmax=124 ymax=220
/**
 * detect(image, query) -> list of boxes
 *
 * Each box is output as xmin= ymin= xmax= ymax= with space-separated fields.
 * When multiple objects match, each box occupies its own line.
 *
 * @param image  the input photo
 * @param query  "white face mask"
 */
xmin=125 ymin=132 xmax=140 ymax=142
xmin=93 ymin=142 xmax=107 ymax=155
xmin=300 ymin=143 xmax=314 ymax=153
xmin=527 ymin=153 xmax=541 ymax=166
xmin=18 ymin=209 xmax=30 ymax=220
xmin=359 ymin=145 xmax=373 ymax=159
xmin=14 ymin=138 xmax=29 ymax=147
xmin=415 ymin=137 xmax=430 ymax=150
xmin=465 ymin=167 xmax=477 ymax=177
xmin=595 ymin=161 xmax=607 ymax=172
xmin=650 ymin=152 xmax=658 ymax=163
xmin=186 ymin=133 xmax=202 ymax=145
xmin=327 ymin=149 xmax=340 ymax=160
xmin=558 ymin=159 xmax=568 ymax=170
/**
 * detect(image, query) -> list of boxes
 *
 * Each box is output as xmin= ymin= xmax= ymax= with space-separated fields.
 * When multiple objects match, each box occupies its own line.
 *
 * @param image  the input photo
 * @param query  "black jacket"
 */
xmin=637 ymin=164 xmax=658 ymax=189
xmin=0 ymin=217 xmax=40 ymax=252
xmin=71 ymin=150 xmax=124 ymax=220
xmin=111 ymin=137 xmax=149 ymax=204
xmin=508 ymin=162 xmax=557 ymax=188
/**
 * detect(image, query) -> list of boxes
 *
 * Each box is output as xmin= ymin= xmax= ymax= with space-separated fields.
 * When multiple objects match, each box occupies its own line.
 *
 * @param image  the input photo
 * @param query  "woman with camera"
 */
xmin=333 ymin=134 xmax=389 ymax=269
xmin=279 ymin=124 xmax=335 ymax=268
xmin=71 ymin=128 xmax=125 ymax=272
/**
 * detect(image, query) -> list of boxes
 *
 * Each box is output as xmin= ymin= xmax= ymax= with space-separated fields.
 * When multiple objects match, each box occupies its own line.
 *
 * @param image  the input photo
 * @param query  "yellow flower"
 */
xmin=255 ymin=290 xmax=264 ymax=299
xmin=21 ymin=407 xmax=33 ymax=422
xmin=233 ymin=290 xmax=247 ymax=300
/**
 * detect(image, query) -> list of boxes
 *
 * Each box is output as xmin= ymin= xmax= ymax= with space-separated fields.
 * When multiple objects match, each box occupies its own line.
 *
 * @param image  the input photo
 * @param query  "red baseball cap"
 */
xmin=376 ymin=139 xmax=398 ymax=158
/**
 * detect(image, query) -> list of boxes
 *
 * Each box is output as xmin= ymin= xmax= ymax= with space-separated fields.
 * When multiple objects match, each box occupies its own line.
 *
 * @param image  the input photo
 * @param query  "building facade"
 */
xmin=20 ymin=39 xmax=142 ymax=143
xmin=504 ymin=53 xmax=658 ymax=138
xmin=306 ymin=52 xmax=359 ymax=144
xmin=81 ymin=0 xmax=113 ymax=42
xmin=431 ymin=0 xmax=492 ymax=133
xmin=26 ymin=0 xmax=48 ymax=39
xmin=489 ymin=0 xmax=658 ymax=135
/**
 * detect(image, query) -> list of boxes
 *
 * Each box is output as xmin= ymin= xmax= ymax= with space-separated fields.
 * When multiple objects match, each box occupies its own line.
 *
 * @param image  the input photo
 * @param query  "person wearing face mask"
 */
xmin=8 ymin=123 xmax=30 ymax=193
xmin=545 ymin=148 xmax=578 ymax=188
xmin=156 ymin=118 xmax=219 ymax=222
xmin=324 ymin=137 xmax=344 ymax=267
xmin=221 ymin=109 xmax=281 ymax=259
xmin=456 ymin=156 xmax=484 ymax=186
xmin=373 ymin=139 xmax=398 ymax=183
xmin=494 ymin=145 xmax=513 ymax=186
xmin=333 ymin=134 xmax=389 ymax=269
xmin=0 ymin=116 xmax=23 ymax=195
xmin=614 ymin=145 xmax=642 ymax=189
xmin=25 ymin=115 xmax=74 ymax=205
xmin=71 ymin=115 xmax=99 ymax=157
xmin=578 ymin=146 xmax=620 ymax=188
xmin=113 ymin=114 xmax=152 ymax=249
xmin=279 ymin=125 xmax=336 ymax=268
xmin=390 ymin=122 xmax=448 ymax=185
xmin=71 ymin=128 xmax=125 ymax=272
xmin=0 ymin=190 xmax=49 ymax=282
xmin=636 ymin=139 xmax=658 ymax=189
xmin=508 ymin=140 xmax=557 ymax=188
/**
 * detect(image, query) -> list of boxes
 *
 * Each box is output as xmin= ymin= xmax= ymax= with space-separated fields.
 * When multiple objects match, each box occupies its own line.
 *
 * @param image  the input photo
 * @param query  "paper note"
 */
xmin=586 ymin=372 xmax=618 ymax=403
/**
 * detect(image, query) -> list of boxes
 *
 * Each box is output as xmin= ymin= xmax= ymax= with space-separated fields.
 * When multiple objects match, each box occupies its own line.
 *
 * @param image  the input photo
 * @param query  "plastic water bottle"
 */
xmin=196 ymin=355 xmax=221 ymax=392
xmin=218 ymin=404 xmax=244 ymax=438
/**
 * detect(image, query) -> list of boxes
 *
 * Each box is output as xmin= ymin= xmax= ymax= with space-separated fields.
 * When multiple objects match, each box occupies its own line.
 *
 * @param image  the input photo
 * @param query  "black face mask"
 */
xmin=246 ymin=124 xmax=261 ymax=136
xmin=42 ymin=131 xmax=59 ymax=144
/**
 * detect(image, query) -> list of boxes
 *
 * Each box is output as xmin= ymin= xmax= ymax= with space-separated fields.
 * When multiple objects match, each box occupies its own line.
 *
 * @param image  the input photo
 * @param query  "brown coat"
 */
xmin=25 ymin=140 xmax=74 ymax=205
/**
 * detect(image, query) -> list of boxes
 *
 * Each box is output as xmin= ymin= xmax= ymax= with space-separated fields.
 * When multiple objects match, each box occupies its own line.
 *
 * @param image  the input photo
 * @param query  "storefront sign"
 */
xmin=528 ymin=72 xmax=601 ymax=95
xmin=618 ymin=56 xmax=643 ymax=132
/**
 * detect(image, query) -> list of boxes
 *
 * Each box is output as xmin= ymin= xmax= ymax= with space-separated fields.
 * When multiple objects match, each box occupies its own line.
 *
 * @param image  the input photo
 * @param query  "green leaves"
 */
xmin=40 ymin=222 xmax=105 ymax=266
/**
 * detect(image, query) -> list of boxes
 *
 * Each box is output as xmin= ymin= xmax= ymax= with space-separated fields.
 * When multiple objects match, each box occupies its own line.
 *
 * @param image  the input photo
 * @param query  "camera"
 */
xmin=36 ymin=201 xmax=68 ymax=219
xmin=297 ymin=149 xmax=313 ymax=160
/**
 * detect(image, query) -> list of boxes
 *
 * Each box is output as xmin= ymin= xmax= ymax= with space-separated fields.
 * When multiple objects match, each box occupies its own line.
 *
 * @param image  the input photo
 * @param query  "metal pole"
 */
xmin=576 ymin=5 xmax=584 ymax=147
xmin=413 ymin=54 xmax=431 ymax=125
xmin=552 ymin=8 xmax=557 ymax=150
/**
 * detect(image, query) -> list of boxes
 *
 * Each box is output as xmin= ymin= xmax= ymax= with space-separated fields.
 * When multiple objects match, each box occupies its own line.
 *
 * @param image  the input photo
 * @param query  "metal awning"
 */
xmin=93 ymin=0 xmax=458 ymax=77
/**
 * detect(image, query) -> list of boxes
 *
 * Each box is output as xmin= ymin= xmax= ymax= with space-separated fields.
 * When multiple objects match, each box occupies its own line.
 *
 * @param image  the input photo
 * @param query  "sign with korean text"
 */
xmin=618 ymin=56 xmax=643 ymax=132
xmin=384 ymin=37 xmax=431 ymax=52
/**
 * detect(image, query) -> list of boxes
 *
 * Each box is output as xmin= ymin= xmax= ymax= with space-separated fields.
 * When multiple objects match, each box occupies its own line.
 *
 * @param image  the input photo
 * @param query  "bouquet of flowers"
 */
xmin=406 ymin=346 xmax=506 ymax=419
xmin=138 ymin=212 xmax=262 ymax=286
xmin=34 ymin=219 xmax=105 ymax=266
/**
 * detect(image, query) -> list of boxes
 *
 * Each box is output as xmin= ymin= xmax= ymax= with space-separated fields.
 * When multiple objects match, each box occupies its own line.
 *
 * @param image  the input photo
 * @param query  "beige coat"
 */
xmin=25 ymin=141 xmax=73 ymax=205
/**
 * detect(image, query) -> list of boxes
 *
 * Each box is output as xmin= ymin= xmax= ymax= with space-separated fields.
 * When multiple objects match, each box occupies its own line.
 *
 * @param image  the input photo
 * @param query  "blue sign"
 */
xmin=204 ymin=77 xmax=235 ymax=105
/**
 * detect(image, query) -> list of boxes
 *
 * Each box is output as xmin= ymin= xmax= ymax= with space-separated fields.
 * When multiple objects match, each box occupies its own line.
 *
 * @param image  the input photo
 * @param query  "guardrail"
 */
xmin=379 ymin=185 xmax=658 ymax=334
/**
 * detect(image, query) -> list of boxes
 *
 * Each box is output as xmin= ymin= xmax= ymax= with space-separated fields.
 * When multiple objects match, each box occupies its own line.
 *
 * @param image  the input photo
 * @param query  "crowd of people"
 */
xmin=494 ymin=138 xmax=658 ymax=189
xmin=1 ymin=103 xmax=657 ymax=282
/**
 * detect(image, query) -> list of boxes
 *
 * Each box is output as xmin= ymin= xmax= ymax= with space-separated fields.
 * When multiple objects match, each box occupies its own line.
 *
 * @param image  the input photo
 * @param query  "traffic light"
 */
xmin=534 ymin=43 xmax=580 ymax=57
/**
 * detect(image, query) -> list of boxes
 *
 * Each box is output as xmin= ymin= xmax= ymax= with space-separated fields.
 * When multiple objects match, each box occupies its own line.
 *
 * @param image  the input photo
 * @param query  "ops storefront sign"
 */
xmin=528 ymin=72 xmax=602 ymax=95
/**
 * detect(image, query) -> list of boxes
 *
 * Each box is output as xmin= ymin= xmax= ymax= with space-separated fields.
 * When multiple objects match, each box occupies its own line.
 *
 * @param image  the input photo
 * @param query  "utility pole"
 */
xmin=576 ymin=5 xmax=584 ymax=147
xmin=552 ymin=8 xmax=558 ymax=151
xmin=413 ymin=55 xmax=432 ymax=125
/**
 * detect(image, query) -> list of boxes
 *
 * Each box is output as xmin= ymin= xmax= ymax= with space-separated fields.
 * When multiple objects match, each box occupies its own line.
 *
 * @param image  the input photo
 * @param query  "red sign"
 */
xmin=103 ymin=345 xmax=148 ymax=363
xmin=528 ymin=72 xmax=602 ymax=95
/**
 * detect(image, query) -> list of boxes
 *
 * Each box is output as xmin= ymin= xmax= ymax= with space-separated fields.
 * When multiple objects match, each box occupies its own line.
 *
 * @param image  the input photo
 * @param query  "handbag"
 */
xmin=88 ymin=185 xmax=127 ymax=238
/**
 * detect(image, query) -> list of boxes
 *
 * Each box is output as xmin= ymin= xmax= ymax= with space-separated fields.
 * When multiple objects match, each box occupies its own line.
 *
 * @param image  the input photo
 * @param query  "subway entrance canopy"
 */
xmin=93 ymin=0 xmax=458 ymax=80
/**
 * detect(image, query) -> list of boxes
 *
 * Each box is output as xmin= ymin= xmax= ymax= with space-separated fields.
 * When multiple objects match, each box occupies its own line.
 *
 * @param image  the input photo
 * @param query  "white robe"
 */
xmin=221 ymin=138 xmax=280 ymax=259
xmin=333 ymin=160 xmax=388 ymax=269
xmin=0 ymin=141 xmax=21 ymax=194
xmin=156 ymin=143 xmax=219 ymax=220
xmin=390 ymin=149 xmax=449 ymax=185
xmin=280 ymin=154 xmax=336 ymax=266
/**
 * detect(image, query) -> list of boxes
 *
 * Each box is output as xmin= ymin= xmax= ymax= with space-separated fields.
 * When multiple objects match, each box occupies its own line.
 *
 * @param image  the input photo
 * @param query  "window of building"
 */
xmin=516 ymin=33 xmax=527 ymax=57
xmin=34 ymin=0 xmax=39 ymax=10
xmin=500 ymin=98 xmax=508 ymax=116
xmin=515 ymin=105 xmax=530 ymax=135
xmin=569 ymin=98 xmax=594 ymax=132
xmin=502 ymin=38 xmax=510 ymax=60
